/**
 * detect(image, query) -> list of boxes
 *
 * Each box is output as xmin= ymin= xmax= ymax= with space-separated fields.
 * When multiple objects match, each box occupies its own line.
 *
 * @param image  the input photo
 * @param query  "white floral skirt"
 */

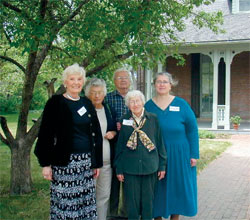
xmin=50 ymin=153 xmax=97 ymax=220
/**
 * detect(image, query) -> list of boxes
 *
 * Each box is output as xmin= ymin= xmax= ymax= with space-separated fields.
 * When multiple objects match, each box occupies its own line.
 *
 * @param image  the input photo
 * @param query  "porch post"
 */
xmin=145 ymin=68 xmax=152 ymax=101
xmin=224 ymin=50 xmax=234 ymax=130
xmin=157 ymin=61 xmax=163 ymax=73
xmin=212 ymin=51 xmax=220 ymax=129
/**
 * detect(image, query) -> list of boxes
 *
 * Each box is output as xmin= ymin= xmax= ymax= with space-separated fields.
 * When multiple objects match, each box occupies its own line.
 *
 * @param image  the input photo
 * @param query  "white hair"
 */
xmin=113 ymin=68 xmax=132 ymax=81
xmin=125 ymin=90 xmax=145 ymax=106
xmin=62 ymin=63 xmax=86 ymax=83
xmin=84 ymin=78 xmax=107 ymax=97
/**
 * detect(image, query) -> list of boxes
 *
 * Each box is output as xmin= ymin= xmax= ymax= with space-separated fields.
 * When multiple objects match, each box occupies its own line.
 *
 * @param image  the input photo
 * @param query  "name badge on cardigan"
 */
xmin=123 ymin=119 xmax=133 ymax=126
xmin=77 ymin=106 xmax=87 ymax=116
xmin=169 ymin=106 xmax=180 ymax=112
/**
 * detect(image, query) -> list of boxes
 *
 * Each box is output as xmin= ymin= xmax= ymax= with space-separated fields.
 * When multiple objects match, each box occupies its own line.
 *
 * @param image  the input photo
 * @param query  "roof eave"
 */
xmin=167 ymin=39 xmax=250 ymax=46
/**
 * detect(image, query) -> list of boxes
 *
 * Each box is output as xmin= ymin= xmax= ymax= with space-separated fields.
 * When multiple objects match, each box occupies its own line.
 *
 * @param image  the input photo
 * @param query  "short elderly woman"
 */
xmin=114 ymin=90 xmax=167 ymax=220
xmin=34 ymin=63 xmax=102 ymax=219
xmin=85 ymin=78 xmax=117 ymax=220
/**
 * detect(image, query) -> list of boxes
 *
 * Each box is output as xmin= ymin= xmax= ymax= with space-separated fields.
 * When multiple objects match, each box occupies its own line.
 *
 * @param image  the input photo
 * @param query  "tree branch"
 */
xmin=26 ymin=116 xmax=42 ymax=145
xmin=115 ymin=51 xmax=133 ymax=61
xmin=51 ymin=45 xmax=72 ymax=58
xmin=86 ymin=51 xmax=133 ymax=76
xmin=1 ymin=23 xmax=12 ymax=44
xmin=0 ymin=132 xmax=9 ymax=146
xmin=40 ymin=0 xmax=48 ymax=19
xmin=0 ymin=55 xmax=26 ymax=73
xmin=2 ymin=1 xmax=22 ymax=13
xmin=56 ymin=0 xmax=91 ymax=31
xmin=2 ymin=1 xmax=33 ymax=22
xmin=35 ymin=1 xmax=91 ymax=71
xmin=43 ymin=78 xmax=57 ymax=98
xmin=81 ymin=38 xmax=116 ymax=67
xmin=0 ymin=116 xmax=15 ymax=146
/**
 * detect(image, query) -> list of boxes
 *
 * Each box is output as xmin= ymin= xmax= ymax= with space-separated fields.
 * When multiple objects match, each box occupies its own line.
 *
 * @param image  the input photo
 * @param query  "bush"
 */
xmin=199 ymin=130 xmax=216 ymax=139
xmin=30 ymin=87 xmax=48 ymax=110
xmin=0 ymin=94 xmax=22 ymax=113
xmin=0 ymin=88 xmax=47 ymax=113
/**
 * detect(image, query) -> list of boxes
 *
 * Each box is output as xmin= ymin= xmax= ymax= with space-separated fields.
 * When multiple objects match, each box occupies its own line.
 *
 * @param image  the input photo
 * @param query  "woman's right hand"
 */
xmin=42 ymin=166 xmax=52 ymax=181
xmin=104 ymin=131 xmax=117 ymax=140
xmin=117 ymin=174 xmax=124 ymax=182
xmin=158 ymin=171 xmax=166 ymax=180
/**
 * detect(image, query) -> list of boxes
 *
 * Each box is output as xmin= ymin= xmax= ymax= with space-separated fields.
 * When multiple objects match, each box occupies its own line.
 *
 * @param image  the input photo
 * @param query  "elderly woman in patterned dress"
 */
xmin=34 ymin=63 xmax=102 ymax=219
xmin=114 ymin=90 xmax=167 ymax=220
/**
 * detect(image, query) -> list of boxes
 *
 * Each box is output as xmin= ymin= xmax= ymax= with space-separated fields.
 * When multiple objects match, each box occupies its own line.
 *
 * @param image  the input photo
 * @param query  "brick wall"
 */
xmin=165 ymin=54 xmax=192 ymax=105
xmin=165 ymin=51 xmax=250 ymax=121
xmin=231 ymin=51 xmax=250 ymax=120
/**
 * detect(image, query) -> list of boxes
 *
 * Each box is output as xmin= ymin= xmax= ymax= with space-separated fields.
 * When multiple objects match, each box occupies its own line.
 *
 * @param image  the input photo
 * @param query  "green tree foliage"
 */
xmin=0 ymin=0 xmax=223 ymax=194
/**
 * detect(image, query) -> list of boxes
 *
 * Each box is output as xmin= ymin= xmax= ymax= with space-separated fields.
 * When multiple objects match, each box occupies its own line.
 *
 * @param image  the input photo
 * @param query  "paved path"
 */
xmin=179 ymin=134 xmax=250 ymax=220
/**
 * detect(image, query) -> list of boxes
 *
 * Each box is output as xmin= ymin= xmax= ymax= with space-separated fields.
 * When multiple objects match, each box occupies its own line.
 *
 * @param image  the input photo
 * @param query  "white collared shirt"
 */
xmin=132 ymin=108 xmax=145 ymax=125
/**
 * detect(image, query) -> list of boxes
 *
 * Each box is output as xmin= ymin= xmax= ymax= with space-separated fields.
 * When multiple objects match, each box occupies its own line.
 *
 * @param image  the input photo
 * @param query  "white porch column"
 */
xmin=212 ymin=51 xmax=220 ymax=129
xmin=145 ymin=68 xmax=152 ymax=101
xmin=224 ymin=50 xmax=234 ymax=130
xmin=157 ymin=61 xmax=163 ymax=73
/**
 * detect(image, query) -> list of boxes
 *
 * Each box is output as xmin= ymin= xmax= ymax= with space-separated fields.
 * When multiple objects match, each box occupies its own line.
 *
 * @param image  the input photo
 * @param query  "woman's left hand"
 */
xmin=190 ymin=158 xmax=197 ymax=167
xmin=158 ymin=171 xmax=166 ymax=180
xmin=93 ymin=169 xmax=100 ymax=178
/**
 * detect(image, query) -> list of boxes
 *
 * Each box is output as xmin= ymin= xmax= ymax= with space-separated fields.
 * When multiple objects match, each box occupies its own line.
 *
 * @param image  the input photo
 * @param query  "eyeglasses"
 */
xmin=129 ymin=100 xmax=142 ymax=105
xmin=89 ymin=91 xmax=104 ymax=96
xmin=115 ymin=76 xmax=129 ymax=80
xmin=155 ymin=80 xmax=170 ymax=85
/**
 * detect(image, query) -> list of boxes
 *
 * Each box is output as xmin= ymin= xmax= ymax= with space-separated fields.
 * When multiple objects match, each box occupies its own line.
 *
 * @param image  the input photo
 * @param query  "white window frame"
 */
xmin=232 ymin=0 xmax=250 ymax=14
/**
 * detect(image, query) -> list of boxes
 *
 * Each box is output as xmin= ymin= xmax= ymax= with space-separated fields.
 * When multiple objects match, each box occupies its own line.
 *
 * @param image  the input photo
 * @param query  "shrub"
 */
xmin=0 ymin=94 xmax=22 ymax=113
xmin=199 ymin=130 xmax=216 ymax=139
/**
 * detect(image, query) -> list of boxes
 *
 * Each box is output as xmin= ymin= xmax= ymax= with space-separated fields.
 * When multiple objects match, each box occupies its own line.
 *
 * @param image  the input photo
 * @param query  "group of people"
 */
xmin=34 ymin=63 xmax=199 ymax=220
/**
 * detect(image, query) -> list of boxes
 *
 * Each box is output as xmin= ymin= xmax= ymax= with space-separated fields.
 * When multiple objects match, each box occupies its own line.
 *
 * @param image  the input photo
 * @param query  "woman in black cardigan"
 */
xmin=85 ymin=78 xmax=117 ymax=220
xmin=34 ymin=63 xmax=102 ymax=220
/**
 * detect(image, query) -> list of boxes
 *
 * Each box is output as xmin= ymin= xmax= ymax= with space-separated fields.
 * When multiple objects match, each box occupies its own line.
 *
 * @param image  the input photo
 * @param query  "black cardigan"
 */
xmin=34 ymin=95 xmax=103 ymax=168
xmin=103 ymin=102 xmax=117 ymax=167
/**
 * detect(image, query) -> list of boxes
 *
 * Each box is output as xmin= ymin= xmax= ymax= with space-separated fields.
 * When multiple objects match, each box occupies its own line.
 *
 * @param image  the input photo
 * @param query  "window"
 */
xmin=232 ymin=0 xmax=250 ymax=13
xmin=239 ymin=0 xmax=250 ymax=11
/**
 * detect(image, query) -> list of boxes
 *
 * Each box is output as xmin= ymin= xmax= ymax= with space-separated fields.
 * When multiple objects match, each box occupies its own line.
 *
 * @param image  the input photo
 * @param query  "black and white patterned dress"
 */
xmin=50 ymin=153 xmax=97 ymax=220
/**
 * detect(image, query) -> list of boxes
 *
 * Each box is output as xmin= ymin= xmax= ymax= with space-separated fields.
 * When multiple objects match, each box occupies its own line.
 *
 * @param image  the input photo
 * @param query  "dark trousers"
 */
xmin=123 ymin=172 xmax=157 ymax=220
xmin=109 ymin=170 xmax=127 ymax=218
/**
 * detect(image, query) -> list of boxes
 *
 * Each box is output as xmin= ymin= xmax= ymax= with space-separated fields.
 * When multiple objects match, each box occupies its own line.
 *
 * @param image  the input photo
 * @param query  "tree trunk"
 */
xmin=10 ymin=140 xmax=33 ymax=195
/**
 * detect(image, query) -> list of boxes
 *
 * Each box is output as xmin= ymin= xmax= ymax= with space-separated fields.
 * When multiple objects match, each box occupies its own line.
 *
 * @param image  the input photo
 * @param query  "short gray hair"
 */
xmin=153 ymin=72 xmax=178 ymax=87
xmin=62 ymin=63 xmax=86 ymax=83
xmin=113 ymin=68 xmax=132 ymax=81
xmin=125 ymin=90 xmax=145 ymax=106
xmin=84 ymin=78 xmax=107 ymax=97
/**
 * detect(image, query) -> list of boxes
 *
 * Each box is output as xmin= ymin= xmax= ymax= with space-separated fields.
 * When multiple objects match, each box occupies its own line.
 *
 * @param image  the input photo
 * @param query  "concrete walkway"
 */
xmin=179 ymin=134 xmax=250 ymax=220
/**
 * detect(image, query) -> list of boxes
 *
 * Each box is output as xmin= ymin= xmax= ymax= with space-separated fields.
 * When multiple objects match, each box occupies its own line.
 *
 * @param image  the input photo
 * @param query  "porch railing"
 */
xmin=217 ymin=105 xmax=226 ymax=126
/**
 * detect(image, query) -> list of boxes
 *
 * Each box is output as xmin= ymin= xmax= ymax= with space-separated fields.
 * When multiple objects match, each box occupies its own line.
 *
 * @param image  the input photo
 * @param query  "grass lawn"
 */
xmin=0 ymin=111 xmax=50 ymax=220
xmin=197 ymin=139 xmax=231 ymax=173
xmin=0 ymin=112 xmax=232 ymax=220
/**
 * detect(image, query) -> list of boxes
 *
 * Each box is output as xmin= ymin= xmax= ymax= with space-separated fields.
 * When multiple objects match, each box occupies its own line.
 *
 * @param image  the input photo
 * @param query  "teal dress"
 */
xmin=145 ymin=97 xmax=199 ymax=218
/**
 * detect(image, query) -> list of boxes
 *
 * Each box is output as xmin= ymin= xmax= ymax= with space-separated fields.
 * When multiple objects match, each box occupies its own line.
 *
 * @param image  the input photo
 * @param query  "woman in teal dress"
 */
xmin=145 ymin=72 xmax=199 ymax=220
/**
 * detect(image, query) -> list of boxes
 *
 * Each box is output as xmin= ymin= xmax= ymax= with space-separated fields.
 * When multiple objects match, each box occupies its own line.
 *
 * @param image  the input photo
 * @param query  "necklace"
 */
xmin=66 ymin=93 xmax=80 ymax=101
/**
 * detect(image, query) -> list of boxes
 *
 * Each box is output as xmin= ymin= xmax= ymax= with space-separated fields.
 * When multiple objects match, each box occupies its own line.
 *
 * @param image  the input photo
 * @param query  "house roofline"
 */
xmin=173 ymin=39 xmax=250 ymax=46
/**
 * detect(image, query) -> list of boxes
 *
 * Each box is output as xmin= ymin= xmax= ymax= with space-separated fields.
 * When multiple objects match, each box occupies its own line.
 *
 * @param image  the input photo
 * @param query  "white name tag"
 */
xmin=77 ymin=106 xmax=87 ymax=116
xmin=169 ymin=106 xmax=180 ymax=112
xmin=122 ymin=119 xmax=134 ymax=126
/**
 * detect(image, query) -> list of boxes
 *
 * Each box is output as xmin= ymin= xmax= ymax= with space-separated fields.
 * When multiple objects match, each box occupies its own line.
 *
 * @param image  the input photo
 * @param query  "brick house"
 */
xmin=139 ymin=0 xmax=250 ymax=130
